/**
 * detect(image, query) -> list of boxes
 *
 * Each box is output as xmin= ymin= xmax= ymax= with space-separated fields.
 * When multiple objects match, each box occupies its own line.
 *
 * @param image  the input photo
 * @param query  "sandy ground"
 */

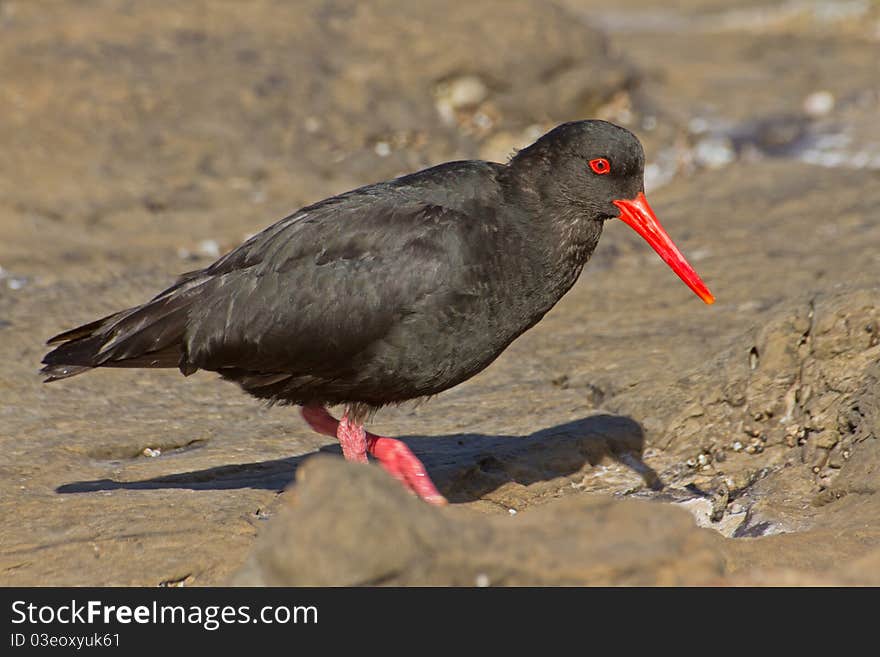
xmin=1 ymin=0 xmax=879 ymax=585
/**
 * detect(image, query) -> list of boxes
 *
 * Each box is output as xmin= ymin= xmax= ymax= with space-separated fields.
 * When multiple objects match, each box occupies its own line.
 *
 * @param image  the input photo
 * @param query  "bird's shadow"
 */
xmin=56 ymin=413 xmax=662 ymax=503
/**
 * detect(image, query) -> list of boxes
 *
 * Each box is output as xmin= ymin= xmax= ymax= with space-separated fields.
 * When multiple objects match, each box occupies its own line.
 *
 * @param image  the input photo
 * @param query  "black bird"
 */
xmin=42 ymin=120 xmax=713 ymax=504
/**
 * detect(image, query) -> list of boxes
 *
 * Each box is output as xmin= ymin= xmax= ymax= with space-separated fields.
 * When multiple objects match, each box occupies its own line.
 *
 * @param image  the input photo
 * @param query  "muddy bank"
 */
xmin=235 ymin=447 xmax=880 ymax=586
xmin=235 ymin=456 xmax=727 ymax=586
xmin=1 ymin=0 xmax=878 ymax=585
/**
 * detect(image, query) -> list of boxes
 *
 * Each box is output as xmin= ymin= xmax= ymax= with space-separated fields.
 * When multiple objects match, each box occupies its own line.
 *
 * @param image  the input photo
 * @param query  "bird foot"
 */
xmin=300 ymin=405 xmax=447 ymax=505
xmin=367 ymin=436 xmax=447 ymax=506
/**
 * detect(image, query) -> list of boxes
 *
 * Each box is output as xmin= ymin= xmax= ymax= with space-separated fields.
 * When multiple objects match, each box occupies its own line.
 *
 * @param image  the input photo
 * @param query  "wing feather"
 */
xmin=182 ymin=196 xmax=475 ymax=377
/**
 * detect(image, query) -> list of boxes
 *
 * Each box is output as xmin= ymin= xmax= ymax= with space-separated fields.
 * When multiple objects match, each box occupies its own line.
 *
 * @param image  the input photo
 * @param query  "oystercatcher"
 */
xmin=42 ymin=120 xmax=714 ymax=505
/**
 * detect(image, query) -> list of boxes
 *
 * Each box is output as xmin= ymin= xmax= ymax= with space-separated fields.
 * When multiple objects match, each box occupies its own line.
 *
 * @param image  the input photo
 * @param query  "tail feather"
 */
xmin=46 ymin=312 xmax=124 ymax=345
xmin=93 ymin=297 xmax=191 ymax=363
xmin=41 ymin=277 xmax=209 ymax=382
xmin=40 ymin=364 xmax=94 ymax=382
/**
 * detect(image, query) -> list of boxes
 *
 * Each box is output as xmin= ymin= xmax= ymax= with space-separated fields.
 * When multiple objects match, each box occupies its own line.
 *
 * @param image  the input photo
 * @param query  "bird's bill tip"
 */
xmin=612 ymin=192 xmax=715 ymax=305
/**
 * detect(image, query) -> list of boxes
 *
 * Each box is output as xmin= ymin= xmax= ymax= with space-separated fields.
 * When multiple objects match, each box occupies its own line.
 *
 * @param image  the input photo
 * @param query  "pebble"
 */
xmin=197 ymin=239 xmax=221 ymax=258
xmin=803 ymin=91 xmax=835 ymax=117
xmin=710 ymin=483 xmax=730 ymax=522
xmin=445 ymin=75 xmax=488 ymax=109
xmin=749 ymin=348 xmax=759 ymax=370
xmin=0 ymin=266 xmax=28 ymax=291
xmin=694 ymin=136 xmax=736 ymax=169
xmin=303 ymin=116 xmax=321 ymax=133
xmin=434 ymin=75 xmax=489 ymax=125
xmin=475 ymin=573 xmax=490 ymax=587
xmin=373 ymin=141 xmax=391 ymax=157
xmin=142 ymin=447 xmax=161 ymax=458
xmin=472 ymin=112 xmax=494 ymax=131
xmin=745 ymin=439 xmax=764 ymax=454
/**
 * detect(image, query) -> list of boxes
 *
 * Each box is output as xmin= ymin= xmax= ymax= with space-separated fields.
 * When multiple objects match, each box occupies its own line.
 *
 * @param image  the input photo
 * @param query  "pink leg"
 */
xmin=300 ymin=404 xmax=447 ymax=506
xmin=336 ymin=413 xmax=368 ymax=463
xmin=301 ymin=405 xmax=342 ymax=438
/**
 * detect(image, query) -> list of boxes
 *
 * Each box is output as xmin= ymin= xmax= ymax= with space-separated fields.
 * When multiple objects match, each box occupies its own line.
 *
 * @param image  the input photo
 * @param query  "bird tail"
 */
xmin=40 ymin=273 xmax=207 ymax=382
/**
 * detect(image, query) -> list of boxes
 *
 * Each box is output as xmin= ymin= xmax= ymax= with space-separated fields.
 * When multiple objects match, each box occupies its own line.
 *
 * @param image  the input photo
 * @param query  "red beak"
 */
xmin=612 ymin=192 xmax=715 ymax=305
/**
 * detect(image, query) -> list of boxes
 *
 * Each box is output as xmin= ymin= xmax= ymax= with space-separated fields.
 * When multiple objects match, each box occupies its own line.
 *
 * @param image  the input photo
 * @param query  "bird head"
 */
xmin=512 ymin=120 xmax=715 ymax=305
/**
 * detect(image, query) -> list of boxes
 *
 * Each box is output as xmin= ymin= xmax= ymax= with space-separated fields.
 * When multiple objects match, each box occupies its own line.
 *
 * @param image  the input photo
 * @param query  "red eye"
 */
xmin=589 ymin=158 xmax=611 ymax=175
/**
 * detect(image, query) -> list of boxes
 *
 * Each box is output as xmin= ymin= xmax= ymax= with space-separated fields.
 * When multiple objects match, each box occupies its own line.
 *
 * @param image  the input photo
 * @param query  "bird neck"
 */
xmin=499 ymin=162 xmax=604 ymax=289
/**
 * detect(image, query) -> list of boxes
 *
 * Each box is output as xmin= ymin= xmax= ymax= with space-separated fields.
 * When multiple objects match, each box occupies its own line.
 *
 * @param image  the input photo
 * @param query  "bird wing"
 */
xmin=182 ymin=189 xmax=484 ymax=377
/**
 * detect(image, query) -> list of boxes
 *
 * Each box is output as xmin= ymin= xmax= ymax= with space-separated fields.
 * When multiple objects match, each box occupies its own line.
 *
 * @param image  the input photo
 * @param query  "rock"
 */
xmin=234 ymin=456 xmax=724 ymax=586
xmin=674 ymin=496 xmax=746 ymax=539
xmin=813 ymin=430 xmax=841 ymax=450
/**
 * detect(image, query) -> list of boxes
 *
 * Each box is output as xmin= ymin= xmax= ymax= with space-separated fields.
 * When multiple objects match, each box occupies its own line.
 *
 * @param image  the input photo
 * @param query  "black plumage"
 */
xmin=42 ymin=121 xmax=650 ymax=418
